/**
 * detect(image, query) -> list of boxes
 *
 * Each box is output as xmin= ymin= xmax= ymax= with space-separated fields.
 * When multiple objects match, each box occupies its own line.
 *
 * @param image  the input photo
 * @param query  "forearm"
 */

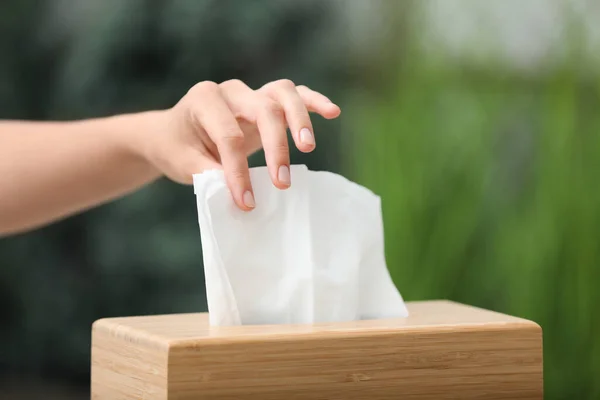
xmin=0 ymin=111 xmax=165 ymax=236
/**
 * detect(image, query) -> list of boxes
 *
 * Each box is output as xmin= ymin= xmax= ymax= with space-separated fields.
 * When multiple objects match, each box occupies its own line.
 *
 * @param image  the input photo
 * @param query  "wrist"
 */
xmin=110 ymin=109 xmax=169 ymax=179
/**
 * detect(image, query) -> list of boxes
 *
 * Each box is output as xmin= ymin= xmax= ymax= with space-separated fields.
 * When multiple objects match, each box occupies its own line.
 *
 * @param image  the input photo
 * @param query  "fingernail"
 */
xmin=242 ymin=191 xmax=255 ymax=208
xmin=300 ymin=128 xmax=315 ymax=146
xmin=278 ymin=165 xmax=291 ymax=186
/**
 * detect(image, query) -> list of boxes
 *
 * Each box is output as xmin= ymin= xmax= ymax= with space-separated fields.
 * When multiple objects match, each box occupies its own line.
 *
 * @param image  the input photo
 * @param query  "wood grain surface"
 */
xmin=91 ymin=300 xmax=543 ymax=399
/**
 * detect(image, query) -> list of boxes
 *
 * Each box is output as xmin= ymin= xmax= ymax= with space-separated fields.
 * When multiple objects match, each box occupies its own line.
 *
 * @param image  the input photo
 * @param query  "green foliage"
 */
xmin=348 ymin=46 xmax=600 ymax=400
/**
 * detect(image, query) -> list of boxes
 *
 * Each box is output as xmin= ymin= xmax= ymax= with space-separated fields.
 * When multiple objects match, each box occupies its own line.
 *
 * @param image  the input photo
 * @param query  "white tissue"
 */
xmin=193 ymin=164 xmax=408 ymax=326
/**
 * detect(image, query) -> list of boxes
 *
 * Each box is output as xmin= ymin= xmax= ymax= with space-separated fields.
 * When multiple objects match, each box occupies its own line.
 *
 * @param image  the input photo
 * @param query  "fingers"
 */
xmin=262 ymin=80 xmax=342 ymax=153
xmin=182 ymin=80 xmax=340 ymax=211
xmin=221 ymin=79 xmax=291 ymax=190
xmin=255 ymin=98 xmax=291 ymax=188
xmin=296 ymin=85 xmax=341 ymax=119
xmin=262 ymin=79 xmax=315 ymax=153
xmin=187 ymin=81 xmax=254 ymax=211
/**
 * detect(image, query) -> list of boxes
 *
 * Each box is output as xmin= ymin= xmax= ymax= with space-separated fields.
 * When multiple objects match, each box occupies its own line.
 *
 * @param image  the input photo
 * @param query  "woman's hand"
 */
xmin=0 ymin=78 xmax=339 ymax=235
xmin=142 ymin=79 xmax=341 ymax=210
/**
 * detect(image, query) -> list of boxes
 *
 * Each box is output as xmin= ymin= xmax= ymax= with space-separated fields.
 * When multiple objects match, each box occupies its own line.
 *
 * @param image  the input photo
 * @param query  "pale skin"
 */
xmin=0 ymin=79 xmax=341 ymax=236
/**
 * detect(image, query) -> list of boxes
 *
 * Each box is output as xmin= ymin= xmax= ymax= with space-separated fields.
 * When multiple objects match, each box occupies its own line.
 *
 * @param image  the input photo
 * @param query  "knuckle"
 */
xmin=261 ymin=98 xmax=284 ymax=118
xmin=292 ymin=109 xmax=310 ymax=122
xmin=261 ymin=79 xmax=295 ymax=94
xmin=189 ymin=80 xmax=219 ymax=97
xmin=276 ymin=78 xmax=296 ymax=89
xmin=218 ymin=130 xmax=245 ymax=149
xmin=227 ymin=167 xmax=247 ymax=182
xmin=271 ymin=142 xmax=290 ymax=159
xmin=296 ymin=84 xmax=308 ymax=91
xmin=220 ymin=79 xmax=245 ymax=90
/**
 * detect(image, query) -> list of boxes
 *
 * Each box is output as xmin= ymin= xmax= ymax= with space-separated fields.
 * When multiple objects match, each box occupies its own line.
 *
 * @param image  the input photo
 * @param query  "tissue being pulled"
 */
xmin=193 ymin=165 xmax=408 ymax=326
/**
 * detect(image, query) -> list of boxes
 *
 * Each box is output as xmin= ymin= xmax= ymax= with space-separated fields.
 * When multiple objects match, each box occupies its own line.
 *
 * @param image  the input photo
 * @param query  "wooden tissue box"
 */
xmin=91 ymin=300 xmax=543 ymax=399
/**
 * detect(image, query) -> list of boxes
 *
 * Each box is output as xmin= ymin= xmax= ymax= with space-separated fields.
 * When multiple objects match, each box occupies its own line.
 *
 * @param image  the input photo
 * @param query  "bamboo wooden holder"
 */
xmin=91 ymin=300 xmax=543 ymax=399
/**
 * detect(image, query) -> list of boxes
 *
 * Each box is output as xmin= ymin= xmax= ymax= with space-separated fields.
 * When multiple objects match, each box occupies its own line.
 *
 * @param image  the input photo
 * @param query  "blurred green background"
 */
xmin=0 ymin=1 xmax=598 ymax=399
